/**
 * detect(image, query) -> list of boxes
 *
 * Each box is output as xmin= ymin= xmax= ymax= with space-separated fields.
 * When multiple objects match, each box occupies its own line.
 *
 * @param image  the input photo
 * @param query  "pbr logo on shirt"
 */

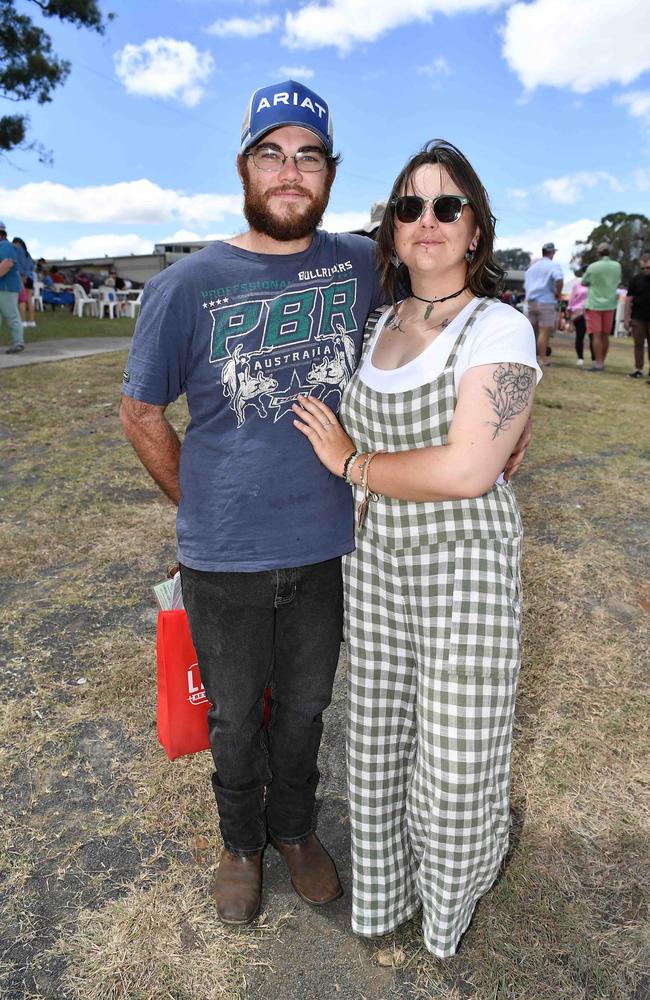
xmin=206 ymin=277 xmax=358 ymax=427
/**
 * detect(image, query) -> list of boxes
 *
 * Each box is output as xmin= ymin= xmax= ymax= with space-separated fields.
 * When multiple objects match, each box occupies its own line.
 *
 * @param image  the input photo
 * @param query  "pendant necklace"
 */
xmin=412 ymin=284 xmax=467 ymax=321
xmin=385 ymin=285 xmax=468 ymax=334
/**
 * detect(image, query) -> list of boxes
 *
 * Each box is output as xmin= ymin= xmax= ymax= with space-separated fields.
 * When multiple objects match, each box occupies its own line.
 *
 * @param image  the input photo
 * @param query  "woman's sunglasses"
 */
xmin=390 ymin=194 xmax=471 ymax=225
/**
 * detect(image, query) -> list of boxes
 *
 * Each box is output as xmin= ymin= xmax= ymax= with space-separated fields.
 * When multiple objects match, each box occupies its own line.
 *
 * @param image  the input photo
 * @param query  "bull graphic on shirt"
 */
xmin=212 ymin=282 xmax=360 ymax=426
xmin=221 ymin=344 xmax=279 ymax=427
xmin=304 ymin=325 xmax=357 ymax=401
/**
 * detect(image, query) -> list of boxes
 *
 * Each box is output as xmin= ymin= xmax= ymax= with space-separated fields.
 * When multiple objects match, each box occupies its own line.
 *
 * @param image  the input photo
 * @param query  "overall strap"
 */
xmin=443 ymin=298 xmax=491 ymax=370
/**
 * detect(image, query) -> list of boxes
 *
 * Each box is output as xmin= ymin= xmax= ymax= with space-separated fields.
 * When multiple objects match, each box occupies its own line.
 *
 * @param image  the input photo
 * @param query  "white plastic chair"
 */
xmin=73 ymin=283 xmax=98 ymax=318
xmin=97 ymin=285 xmax=119 ymax=319
xmin=121 ymin=289 xmax=143 ymax=319
xmin=32 ymin=281 xmax=43 ymax=312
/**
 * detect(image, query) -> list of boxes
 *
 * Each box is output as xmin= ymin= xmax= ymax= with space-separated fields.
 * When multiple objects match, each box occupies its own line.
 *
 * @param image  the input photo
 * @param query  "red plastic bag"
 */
xmin=157 ymin=610 xmax=210 ymax=760
xmin=156 ymin=609 xmax=271 ymax=761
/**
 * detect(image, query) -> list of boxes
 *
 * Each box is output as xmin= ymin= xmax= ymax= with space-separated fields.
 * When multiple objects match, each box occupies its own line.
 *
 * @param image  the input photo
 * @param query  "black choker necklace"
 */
xmin=411 ymin=285 xmax=467 ymax=321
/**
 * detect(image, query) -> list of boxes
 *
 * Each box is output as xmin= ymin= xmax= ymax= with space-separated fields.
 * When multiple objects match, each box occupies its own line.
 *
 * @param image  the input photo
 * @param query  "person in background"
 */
xmin=44 ymin=265 xmax=66 ymax=287
xmin=524 ymin=242 xmax=563 ymax=367
xmin=582 ymin=243 xmax=622 ymax=372
xmin=12 ymin=237 xmax=36 ymax=329
xmin=567 ymin=279 xmax=593 ymax=367
xmin=624 ymin=253 xmax=650 ymax=380
xmin=74 ymin=270 xmax=92 ymax=294
xmin=0 ymin=220 xmax=24 ymax=354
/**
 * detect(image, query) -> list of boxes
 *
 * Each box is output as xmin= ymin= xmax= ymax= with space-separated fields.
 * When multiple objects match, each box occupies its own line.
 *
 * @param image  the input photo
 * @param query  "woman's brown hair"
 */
xmin=375 ymin=139 xmax=505 ymax=304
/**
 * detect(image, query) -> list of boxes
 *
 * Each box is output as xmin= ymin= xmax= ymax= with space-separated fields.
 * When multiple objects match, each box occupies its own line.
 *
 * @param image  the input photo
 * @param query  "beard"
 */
xmin=241 ymin=166 xmax=333 ymax=242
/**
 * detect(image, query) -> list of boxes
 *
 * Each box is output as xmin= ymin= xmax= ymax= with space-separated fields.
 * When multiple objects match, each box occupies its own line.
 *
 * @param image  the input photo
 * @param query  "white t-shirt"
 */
xmin=358 ymin=297 xmax=543 ymax=396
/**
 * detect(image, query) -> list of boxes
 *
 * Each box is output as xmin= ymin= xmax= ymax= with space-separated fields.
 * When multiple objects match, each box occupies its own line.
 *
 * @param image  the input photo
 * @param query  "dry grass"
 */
xmin=53 ymin=872 xmax=265 ymax=1000
xmin=2 ymin=333 xmax=649 ymax=999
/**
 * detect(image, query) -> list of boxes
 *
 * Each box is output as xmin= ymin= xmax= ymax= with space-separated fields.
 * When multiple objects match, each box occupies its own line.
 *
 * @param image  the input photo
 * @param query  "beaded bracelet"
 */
xmin=342 ymin=449 xmax=360 ymax=484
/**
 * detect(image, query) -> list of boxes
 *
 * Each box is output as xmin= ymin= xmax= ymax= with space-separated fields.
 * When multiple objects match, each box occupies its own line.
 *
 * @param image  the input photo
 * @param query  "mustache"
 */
xmin=266 ymin=185 xmax=312 ymax=198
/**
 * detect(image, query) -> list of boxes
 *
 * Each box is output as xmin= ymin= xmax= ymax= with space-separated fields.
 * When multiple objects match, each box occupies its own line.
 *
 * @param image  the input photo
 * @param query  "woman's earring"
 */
xmin=390 ymin=252 xmax=402 ymax=268
xmin=465 ymin=239 xmax=478 ymax=264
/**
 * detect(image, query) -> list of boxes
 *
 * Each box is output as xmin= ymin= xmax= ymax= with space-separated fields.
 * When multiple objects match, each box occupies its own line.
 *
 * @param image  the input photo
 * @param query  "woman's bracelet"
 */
xmin=357 ymin=452 xmax=382 ymax=529
xmin=342 ymin=449 xmax=360 ymax=485
xmin=362 ymin=452 xmax=381 ymax=500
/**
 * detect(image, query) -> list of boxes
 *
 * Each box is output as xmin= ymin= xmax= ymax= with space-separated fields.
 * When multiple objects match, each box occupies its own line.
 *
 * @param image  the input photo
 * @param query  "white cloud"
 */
xmin=502 ymin=0 xmax=650 ymax=93
xmin=417 ymin=57 xmax=452 ymax=77
xmin=634 ymin=168 xmax=650 ymax=192
xmin=505 ymin=187 xmax=528 ymax=201
xmin=284 ymin=0 xmax=508 ymax=54
xmin=205 ymin=15 xmax=279 ymax=36
xmin=114 ymin=37 xmax=214 ymax=106
xmin=39 ymin=234 xmax=156 ymax=260
xmin=0 ymin=180 xmax=243 ymax=226
xmin=616 ymin=90 xmax=650 ymax=128
xmin=157 ymin=229 xmax=235 ymax=242
xmin=539 ymin=171 xmax=623 ymax=205
xmin=496 ymin=218 xmax=598 ymax=269
xmin=321 ymin=210 xmax=372 ymax=232
xmin=36 ymin=230 xmax=238 ymax=260
xmin=277 ymin=66 xmax=315 ymax=80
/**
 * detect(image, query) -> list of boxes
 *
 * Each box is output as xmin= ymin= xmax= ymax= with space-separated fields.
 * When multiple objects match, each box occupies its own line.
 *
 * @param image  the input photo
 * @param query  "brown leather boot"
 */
xmin=210 ymin=849 xmax=263 ymax=925
xmin=270 ymin=833 xmax=343 ymax=905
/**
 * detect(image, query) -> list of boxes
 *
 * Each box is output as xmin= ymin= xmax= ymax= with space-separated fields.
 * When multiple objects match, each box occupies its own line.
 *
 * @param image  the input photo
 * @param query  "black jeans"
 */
xmin=574 ymin=315 xmax=595 ymax=361
xmin=180 ymin=557 xmax=343 ymax=856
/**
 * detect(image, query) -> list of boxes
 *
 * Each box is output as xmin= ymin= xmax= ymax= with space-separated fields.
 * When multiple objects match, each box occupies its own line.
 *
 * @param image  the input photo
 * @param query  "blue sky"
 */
xmin=2 ymin=0 xmax=649 ymax=274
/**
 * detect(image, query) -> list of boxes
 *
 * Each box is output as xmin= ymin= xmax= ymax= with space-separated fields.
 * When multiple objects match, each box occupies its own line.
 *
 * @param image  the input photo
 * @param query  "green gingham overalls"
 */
xmin=339 ymin=300 xmax=523 ymax=958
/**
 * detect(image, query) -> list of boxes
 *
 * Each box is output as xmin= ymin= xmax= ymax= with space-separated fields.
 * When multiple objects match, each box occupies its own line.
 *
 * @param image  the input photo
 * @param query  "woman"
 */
xmin=292 ymin=140 xmax=540 ymax=957
xmin=12 ymin=237 xmax=36 ymax=328
xmin=567 ymin=278 xmax=593 ymax=366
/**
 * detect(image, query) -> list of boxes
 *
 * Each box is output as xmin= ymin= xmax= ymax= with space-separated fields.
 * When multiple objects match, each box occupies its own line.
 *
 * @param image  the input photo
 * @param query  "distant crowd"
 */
xmin=1 ymin=221 xmax=648 ymax=377
xmin=504 ymin=240 xmax=650 ymax=382
xmin=0 ymin=222 xmax=143 ymax=353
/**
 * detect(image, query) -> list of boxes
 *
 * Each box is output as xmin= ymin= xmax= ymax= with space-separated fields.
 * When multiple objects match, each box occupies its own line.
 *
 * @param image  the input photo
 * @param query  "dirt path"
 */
xmin=241 ymin=647 xmax=419 ymax=1000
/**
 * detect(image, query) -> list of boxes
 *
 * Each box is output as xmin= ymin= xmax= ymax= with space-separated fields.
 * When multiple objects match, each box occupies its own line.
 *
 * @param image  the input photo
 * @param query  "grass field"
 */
xmin=1 ymin=329 xmax=649 ymax=999
xmin=12 ymin=307 xmax=135 ymax=343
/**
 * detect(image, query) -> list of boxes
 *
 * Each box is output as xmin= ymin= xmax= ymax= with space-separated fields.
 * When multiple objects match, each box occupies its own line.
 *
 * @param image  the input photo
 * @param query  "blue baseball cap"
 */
xmin=240 ymin=80 xmax=333 ymax=155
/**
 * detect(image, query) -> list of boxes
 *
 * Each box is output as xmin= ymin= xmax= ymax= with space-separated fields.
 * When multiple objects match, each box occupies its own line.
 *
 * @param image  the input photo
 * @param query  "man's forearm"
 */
xmin=0 ymin=259 xmax=14 ymax=277
xmin=120 ymin=398 xmax=181 ymax=505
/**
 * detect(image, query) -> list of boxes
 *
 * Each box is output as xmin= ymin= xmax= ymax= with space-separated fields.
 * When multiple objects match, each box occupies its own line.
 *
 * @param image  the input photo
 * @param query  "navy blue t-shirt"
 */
xmin=122 ymin=231 xmax=384 ymax=571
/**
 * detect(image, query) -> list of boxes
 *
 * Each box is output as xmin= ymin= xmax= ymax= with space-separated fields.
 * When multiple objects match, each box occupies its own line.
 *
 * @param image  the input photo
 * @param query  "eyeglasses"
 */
xmin=390 ymin=194 xmax=471 ymax=225
xmin=244 ymin=146 xmax=329 ymax=173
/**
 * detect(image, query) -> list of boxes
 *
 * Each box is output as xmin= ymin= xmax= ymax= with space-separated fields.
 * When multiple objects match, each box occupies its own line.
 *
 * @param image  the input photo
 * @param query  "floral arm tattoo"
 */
xmin=483 ymin=364 xmax=534 ymax=439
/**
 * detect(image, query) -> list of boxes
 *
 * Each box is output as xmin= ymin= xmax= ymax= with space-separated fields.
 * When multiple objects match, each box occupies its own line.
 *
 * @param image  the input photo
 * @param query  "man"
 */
xmin=624 ymin=253 xmax=650 ymax=380
xmin=0 ymin=221 xmax=24 ymax=354
xmin=120 ymin=80 xmax=530 ymax=926
xmin=121 ymin=81 xmax=385 ymax=925
xmin=582 ymin=243 xmax=622 ymax=372
xmin=524 ymin=242 xmax=563 ymax=367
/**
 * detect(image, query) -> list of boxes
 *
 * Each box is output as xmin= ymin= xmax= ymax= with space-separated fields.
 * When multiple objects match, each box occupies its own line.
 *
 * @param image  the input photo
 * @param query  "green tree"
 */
xmin=0 ymin=0 xmax=113 ymax=161
xmin=494 ymin=248 xmax=531 ymax=271
xmin=571 ymin=212 xmax=650 ymax=285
